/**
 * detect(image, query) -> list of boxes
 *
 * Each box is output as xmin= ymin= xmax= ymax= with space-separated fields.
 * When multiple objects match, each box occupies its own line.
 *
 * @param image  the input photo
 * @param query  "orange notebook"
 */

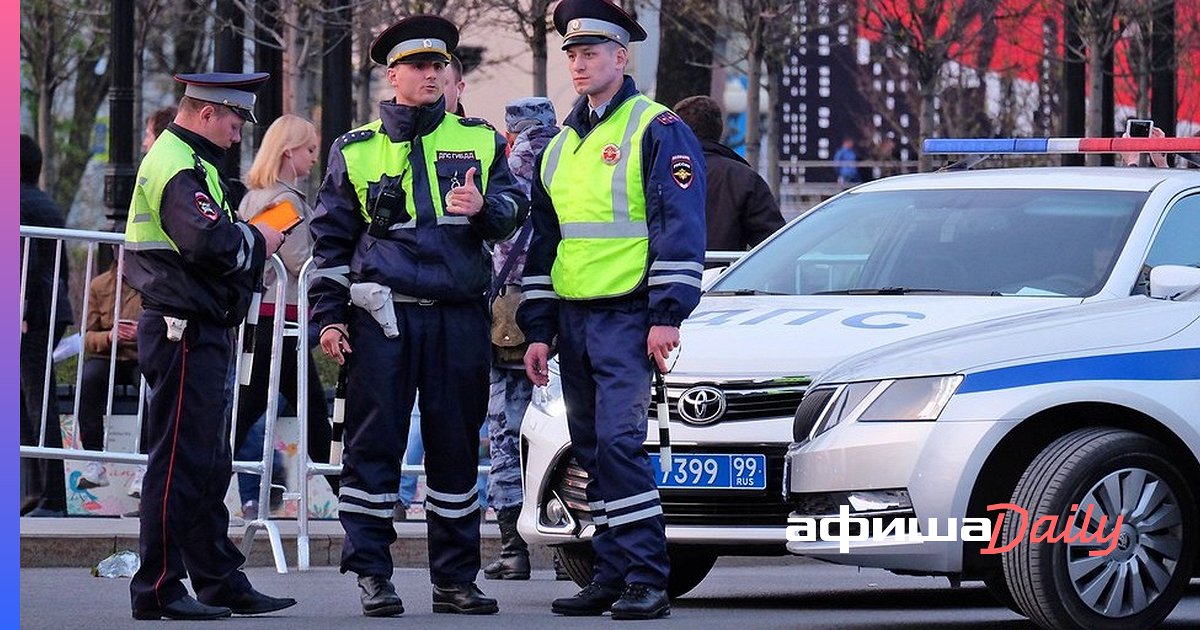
xmin=249 ymin=199 xmax=302 ymax=234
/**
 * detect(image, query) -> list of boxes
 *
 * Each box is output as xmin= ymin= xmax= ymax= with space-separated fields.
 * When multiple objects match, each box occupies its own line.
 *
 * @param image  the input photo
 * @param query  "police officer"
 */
xmin=124 ymin=72 xmax=295 ymax=620
xmin=308 ymin=15 xmax=525 ymax=617
xmin=517 ymin=0 xmax=706 ymax=620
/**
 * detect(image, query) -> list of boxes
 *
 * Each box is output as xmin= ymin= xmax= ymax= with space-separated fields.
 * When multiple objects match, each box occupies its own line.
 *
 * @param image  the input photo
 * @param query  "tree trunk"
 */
xmin=532 ymin=23 xmax=547 ymax=97
xmin=744 ymin=41 xmax=762 ymax=171
xmin=654 ymin=0 xmax=714 ymax=107
xmin=1086 ymin=42 xmax=1105 ymax=165
xmin=56 ymin=55 xmax=111 ymax=215
xmin=918 ymin=85 xmax=937 ymax=172
xmin=765 ymin=55 xmax=782 ymax=198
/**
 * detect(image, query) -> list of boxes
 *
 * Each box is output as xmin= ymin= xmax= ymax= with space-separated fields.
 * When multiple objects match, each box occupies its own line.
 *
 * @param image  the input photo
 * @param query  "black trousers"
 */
xmin=129 ymin=311 xmax=252 ymax=611
xmin=233 ymin=314 xmax=337 ymax=493
xmin=77 ymin=357 xmax=144 ymax=452
xmin=338 ymin=302 xmax=490 ymax=584
xmin=20 ymin=322 xmax=67 ymax=511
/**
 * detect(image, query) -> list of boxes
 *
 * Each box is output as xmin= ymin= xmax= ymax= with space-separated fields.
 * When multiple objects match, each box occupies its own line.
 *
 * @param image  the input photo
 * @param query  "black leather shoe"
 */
xmin=550 ymin=582 xmax=623 ymax=616
xmin=203 ymin=588 xmax=296 ymax=615
xmin=610 ymin=583 xmax=670 ymax=620
xmin=431 ymin=582 xmax=499 ymax=614
xmin=358 ymin=575 xmax=404 ymax=617
xmin=132 ymin=595 xmax=231 ymax=620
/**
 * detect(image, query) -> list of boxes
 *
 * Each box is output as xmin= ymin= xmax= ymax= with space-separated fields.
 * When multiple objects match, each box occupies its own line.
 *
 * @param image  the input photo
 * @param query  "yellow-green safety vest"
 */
xmin=125 ymin=129 xmax=231 ymax=251
xmin=341 ymin=116 xmax=495 ymax=227
xmin=539 ymin=94 xmax=667 ymax=299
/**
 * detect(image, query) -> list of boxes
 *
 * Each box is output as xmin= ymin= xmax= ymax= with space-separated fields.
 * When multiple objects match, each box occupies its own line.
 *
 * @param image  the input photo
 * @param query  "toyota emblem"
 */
xmin=677 ymin=386 xmax=726 ymax=425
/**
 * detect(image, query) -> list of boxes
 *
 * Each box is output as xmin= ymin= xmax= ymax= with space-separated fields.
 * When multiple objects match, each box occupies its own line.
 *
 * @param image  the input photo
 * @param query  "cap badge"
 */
xmin=570 ymin=19 xmax=581 ymax=32
xmin=424 ymin=39 xmax=432 ymax=48
xmin=602 ymin=143 xmax=621 ymax=166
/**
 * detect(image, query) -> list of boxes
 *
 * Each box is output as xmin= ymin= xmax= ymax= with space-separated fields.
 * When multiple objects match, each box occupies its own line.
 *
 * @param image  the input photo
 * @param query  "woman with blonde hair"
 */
xmin=235 ymin=114 xmax=336 ymax=518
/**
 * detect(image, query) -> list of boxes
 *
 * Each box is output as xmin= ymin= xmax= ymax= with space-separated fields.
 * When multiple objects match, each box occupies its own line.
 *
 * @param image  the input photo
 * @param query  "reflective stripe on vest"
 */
xmin=341 ymin=116 xmax=495 ymax=228
xmin=540 ymin=95 xmax=665 ymax=299
xmin=125 ymin=129 xmax=230 ymax=252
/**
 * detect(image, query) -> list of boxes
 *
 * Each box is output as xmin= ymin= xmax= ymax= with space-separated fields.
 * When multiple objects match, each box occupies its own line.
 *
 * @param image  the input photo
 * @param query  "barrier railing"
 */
xmin=18 ymin=225 xmax=291 ymax=573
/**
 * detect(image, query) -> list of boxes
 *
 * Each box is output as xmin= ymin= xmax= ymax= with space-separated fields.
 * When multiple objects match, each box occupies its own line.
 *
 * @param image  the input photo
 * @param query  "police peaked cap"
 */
xmin=553 ymin=0 xmax=647 ymax=49
xmin=370 ymin=15 xmax=459 ymax=66
xmin=175 ymin=72 xmax=270 ymax=123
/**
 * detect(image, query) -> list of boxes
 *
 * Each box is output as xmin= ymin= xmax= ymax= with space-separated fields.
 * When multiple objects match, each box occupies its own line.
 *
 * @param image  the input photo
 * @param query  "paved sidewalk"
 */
xmin=18 ymin=516 xmax=553 ymax=570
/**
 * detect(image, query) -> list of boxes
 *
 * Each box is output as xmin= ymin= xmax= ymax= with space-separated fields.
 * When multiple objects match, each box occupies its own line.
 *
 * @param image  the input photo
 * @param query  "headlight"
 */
xmin=531 ymin=358 xmax=565 ymax=417
xmin=856 ymin=375 xmax=962 ymax=421
xmin=811 ymin=375 xmax=961 ymax=437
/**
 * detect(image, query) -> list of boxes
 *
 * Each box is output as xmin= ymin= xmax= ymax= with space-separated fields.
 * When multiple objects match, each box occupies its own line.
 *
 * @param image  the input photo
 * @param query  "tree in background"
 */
xmin=479 ymin=0 xmax=554 ymax=96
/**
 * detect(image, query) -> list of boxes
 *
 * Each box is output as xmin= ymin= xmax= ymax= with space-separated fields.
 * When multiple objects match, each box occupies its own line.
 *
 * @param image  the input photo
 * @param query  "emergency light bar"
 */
xmin=923 ymin=137 xmax=1200 ymax=154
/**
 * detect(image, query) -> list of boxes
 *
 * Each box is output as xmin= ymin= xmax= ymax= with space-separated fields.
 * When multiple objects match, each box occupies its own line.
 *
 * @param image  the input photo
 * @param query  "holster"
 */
xmin=349 ymin=282 xmax=399 ymax=339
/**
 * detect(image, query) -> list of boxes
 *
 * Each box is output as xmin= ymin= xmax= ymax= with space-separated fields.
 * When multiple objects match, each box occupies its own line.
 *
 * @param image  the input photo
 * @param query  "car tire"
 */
xmin=1001 ymin=427 xmax=1197 ymax=630
xmin=554 ymin=543 xmax=719 ymax=599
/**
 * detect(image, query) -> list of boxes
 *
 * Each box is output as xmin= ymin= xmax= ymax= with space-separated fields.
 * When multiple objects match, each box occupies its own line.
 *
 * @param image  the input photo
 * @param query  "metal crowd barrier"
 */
xmin=18 ymin=225 xmax=292 ymax=573
xmin=289 ymin=249 xmax=750 ymax=569
xmin=21 ymin=226 xmax=750 ymax=574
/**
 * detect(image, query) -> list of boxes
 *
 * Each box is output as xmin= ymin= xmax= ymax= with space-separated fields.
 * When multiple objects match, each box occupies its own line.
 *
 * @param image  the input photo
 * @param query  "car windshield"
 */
xmin=710 ymin=188 xmax=1146 ymax=297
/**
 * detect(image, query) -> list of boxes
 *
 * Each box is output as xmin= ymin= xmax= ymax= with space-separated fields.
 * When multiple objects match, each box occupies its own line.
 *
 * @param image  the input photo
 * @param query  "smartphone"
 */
xmin=1126 ymin=119 xmax=1153 ymax=138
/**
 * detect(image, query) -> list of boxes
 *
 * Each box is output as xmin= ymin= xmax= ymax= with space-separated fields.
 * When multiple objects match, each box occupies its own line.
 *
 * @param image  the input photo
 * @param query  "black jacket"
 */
xmin=698 ymin=139 xmax=784 ymax=251
xmin=20 ymin=183 xmax=73 ymax=329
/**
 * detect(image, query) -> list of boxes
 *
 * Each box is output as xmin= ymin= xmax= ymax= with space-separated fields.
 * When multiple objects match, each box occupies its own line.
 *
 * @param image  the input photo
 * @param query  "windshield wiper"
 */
xmin=706 ymin=288 xmax=790 ymax=296
xmin=812 ymin=287 xmax=1001 ymax=296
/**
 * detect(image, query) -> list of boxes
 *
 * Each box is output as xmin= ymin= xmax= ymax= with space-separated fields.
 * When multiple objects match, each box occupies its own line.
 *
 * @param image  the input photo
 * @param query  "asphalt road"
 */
xmin=19 ymin=556 xmax=1200 ymax=629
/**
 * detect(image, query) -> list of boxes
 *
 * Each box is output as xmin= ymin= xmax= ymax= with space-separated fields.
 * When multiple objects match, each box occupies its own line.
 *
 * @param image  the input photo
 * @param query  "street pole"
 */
xmin=105 ymin=0 xmax=136 ymax=230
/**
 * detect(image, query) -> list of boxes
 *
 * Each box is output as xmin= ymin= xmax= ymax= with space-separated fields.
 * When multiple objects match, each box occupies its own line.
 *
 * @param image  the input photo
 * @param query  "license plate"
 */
xmin=650 ymin=453 xmax=766 ymax=490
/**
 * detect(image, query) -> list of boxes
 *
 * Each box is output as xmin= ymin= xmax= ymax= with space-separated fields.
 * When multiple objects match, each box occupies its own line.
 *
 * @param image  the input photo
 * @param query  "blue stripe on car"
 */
xmin=957 ymin=348 xmax=1200 ymax=394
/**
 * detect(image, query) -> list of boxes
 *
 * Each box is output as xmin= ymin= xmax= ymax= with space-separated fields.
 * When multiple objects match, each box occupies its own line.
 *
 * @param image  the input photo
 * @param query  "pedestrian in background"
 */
xmin=518 ymin=0 xmax=707 ymax=619
xmin=20 ymin=133 xmax=73 ymax=518
xmin=674 ymin=95 xmax=784 ymax=253
xmin=235 ymin=113 xmax=338 ymax=519
xmin=482 ymin=96 xmax=559 ymax=581
xmin=309 ymin=15 xmax=524 ymax=617
xmin=833 ymin=136 xmax=861 ymax=185
xmin=122 ymin=71 xmax=294 ymax=620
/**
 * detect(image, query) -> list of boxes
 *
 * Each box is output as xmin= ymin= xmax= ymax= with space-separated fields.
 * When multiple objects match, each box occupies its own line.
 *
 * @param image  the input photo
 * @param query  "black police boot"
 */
xmin=484 ymin=506 xmax=531 ymax=580
xmin=357 ymin=575 xmax=404 ymax=617
xmin=550 ymin=582 xmax=623 ymax=616
xmin=201 ymin=587 xmax=296 ymax=615
xmin=132 ymin=594 xmax=232 ymax=620
xmin=610 ymin=583 xmax=670 ymax=620
xmin=431 ymin=583 xmax=499 ymax=614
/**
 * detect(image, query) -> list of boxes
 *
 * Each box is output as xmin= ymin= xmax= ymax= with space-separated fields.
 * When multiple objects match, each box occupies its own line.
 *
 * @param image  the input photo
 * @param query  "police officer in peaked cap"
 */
xmin=518 ymin=0 xmax=707 ymax=620
xmin=308 ymin=14 xmax=526 ymax=617
xmin=124 ymin=71 xmax=295 ymax=620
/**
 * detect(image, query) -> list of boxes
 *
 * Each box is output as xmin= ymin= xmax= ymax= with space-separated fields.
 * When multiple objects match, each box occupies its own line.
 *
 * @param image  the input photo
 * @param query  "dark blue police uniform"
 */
xmin=123 ymin=72 xmax=295 ymax=620
xmin=308 ymin=14 xmax=525 ymax=617
xmin=517 ymin=0 xmax=707 ymax=620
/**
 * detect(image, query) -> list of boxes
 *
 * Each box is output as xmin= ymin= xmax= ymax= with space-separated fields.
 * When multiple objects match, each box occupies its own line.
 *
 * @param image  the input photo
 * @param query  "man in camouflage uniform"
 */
xmin=483 ymin=97 xmax=559 ymax=581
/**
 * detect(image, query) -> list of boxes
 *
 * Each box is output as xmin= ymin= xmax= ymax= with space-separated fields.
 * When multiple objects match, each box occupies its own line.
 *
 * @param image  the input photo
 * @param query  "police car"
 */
xmin=518 ymin=137 xmax=1200 ymax=599
xmin=784 ymin=275 xmax=1199 ymax=630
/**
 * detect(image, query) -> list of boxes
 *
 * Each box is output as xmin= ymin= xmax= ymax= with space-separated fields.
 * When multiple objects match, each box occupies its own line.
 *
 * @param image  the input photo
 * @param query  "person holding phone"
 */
xmin=235 ymin=114 xmax=339 ymax=515
xmin=1120 ymin=118 xmax=1168 ymax=167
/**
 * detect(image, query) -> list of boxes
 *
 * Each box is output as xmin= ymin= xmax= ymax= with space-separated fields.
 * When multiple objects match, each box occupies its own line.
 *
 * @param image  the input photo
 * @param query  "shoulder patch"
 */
xmin=194 ymin=192 xmax=220 ymax=221
xmin=458 ymin=116 xmax=496 ymax=131
xmin=334 ymin=128 xmax=375 ymax=150
xmin=655 ymin=111 xmax=680 ymax=126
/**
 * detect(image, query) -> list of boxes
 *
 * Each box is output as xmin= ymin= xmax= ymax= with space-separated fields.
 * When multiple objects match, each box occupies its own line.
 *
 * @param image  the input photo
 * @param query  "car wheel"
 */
xmin=1001 ymin=428 xmax=1197 ymax=630
xmin=981 ymin=571 xmax=1022 ymax=615
xmin=553 ymin=543 xmax=719 ymax=599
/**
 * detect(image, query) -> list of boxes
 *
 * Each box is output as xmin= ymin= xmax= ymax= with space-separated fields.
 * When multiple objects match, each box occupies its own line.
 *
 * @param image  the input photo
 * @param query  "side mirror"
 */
xmin=1149 ymin=265 xmax=1200 ymax=301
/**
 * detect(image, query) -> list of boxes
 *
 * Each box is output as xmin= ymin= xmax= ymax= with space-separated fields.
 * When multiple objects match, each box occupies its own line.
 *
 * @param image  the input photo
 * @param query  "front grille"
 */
xmin=551 ymin=445 xmax=791 ymax=527
xmin=792 ymin=387 xmax=837 ymax=442
xmin=652 ymin=378 xmax=809 ymax=425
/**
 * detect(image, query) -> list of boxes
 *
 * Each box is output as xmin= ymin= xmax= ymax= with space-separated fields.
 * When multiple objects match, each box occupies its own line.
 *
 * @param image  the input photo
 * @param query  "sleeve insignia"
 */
xmin=195 ymin=192 xmax=220 ymax=221
xmin=670 ymin=155 xmax=694 ymax=189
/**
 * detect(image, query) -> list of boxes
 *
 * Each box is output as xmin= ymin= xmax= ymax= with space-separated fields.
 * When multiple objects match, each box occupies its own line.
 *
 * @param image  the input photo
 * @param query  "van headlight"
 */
xmin=531 ymin=359 xmax=565 ymax=417
xmin=812 ymin=375 xmax=962 ymax=437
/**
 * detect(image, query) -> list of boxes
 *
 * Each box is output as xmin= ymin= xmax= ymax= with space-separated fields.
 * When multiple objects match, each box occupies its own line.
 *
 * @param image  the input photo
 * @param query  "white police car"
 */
xmin=518 ymin=139 xmax=1200 ymax=599
xmin=784 ymin=270 xmax=1199 ymax=630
